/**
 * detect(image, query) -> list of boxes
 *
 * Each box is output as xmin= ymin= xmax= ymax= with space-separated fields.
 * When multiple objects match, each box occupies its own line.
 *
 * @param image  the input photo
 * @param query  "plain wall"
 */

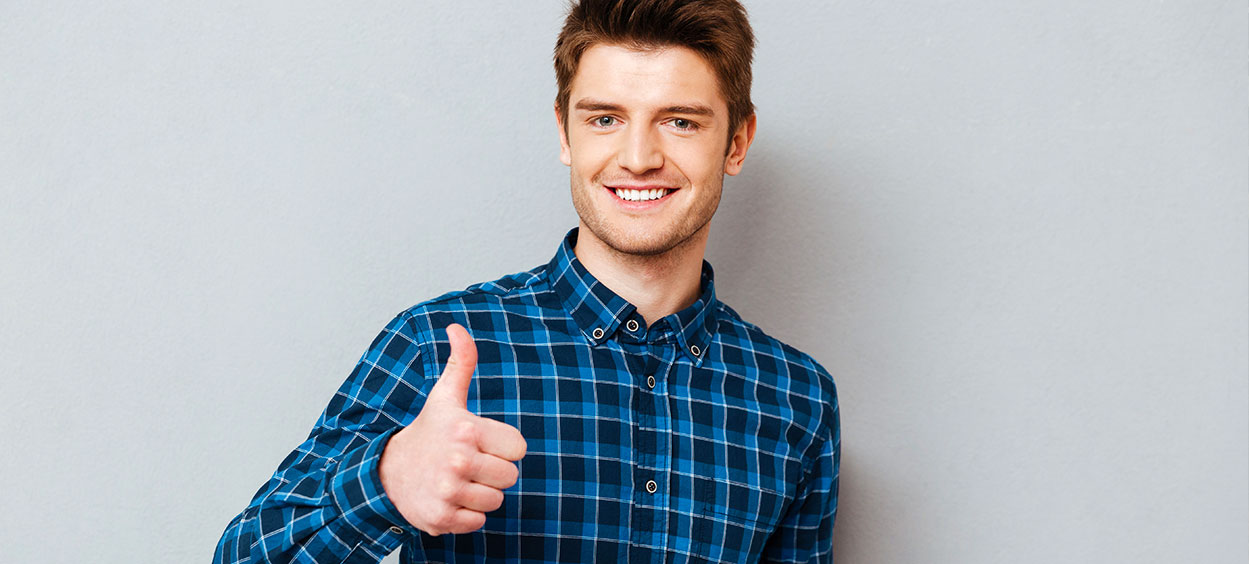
xmin=1 ymin=1 xmax=1245 ymax=562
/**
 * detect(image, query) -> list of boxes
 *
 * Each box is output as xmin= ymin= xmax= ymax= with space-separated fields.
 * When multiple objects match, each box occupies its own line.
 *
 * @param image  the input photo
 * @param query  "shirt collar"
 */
xmin=547 ymin=228 xmax=718 ymax=364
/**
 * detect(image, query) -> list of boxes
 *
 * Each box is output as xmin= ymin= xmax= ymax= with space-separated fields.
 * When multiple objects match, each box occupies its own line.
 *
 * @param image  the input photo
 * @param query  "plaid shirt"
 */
xmin=215 ymin=229 xmax=840 ymax=563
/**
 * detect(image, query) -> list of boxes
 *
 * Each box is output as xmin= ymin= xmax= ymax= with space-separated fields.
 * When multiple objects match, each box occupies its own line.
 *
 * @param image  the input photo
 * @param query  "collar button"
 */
xmin=592 ymin=327 xmax=605 ymax=340
xmin=689 ymin=344 xmax=701 ymax=357
xmin=626 ymin=319 xmax=640 ymax=332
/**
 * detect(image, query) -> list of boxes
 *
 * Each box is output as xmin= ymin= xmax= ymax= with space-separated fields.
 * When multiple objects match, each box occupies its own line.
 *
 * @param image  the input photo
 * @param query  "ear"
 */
xmin=723 ymin=113 xmax=757 ymax=176
xmin=556 ymin=105 xmax=572 ymax=167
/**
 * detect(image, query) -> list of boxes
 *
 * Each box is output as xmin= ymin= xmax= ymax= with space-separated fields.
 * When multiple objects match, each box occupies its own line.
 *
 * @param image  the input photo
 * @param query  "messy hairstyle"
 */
xmin=554 ymin=0 xmax=756 ymax=144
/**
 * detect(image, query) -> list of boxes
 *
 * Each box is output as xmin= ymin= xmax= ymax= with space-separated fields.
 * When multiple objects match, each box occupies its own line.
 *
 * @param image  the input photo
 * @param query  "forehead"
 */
xmin=570 ymin=43 xmax=726 ymax=112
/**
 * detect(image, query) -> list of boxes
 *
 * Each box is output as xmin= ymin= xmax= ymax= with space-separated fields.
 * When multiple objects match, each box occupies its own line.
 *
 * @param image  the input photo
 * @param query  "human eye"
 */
xmin=590 ymin=115 xmax=618 ymax=128
xmin=668 ymin=117 xmax=699 ymax=131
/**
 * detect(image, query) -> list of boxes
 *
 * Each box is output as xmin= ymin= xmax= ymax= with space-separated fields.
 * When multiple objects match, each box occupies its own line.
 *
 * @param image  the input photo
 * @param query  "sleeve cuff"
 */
xmin=328 ymin=428 xmax=412 ymax=551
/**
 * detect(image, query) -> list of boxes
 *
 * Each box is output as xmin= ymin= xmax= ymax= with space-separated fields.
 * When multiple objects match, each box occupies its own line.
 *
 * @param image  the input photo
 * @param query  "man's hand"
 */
xmin=379 ymin=323 xmax=528 ymax=536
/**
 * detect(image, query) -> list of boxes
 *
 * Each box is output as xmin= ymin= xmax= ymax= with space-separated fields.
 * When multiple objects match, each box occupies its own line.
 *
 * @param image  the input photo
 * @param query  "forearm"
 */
xmin=213 ymin=430 xmax=412 ymax=563
xmin=214 ymin=311 xmax=431 ymax=562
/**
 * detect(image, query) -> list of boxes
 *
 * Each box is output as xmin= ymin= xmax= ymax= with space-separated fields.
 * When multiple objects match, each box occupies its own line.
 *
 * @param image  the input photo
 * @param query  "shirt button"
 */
xmin=592 ymin=327 xmax=605 ymax=339
xmin=645 ymin=479 xmax=658 ymax=494
xmin=388 ymin=525 xmax=404 ymax=535
xmin=690 ymin=344 xmax=701 ymax=357
xmin=646 ymin=375 xmax=656 ymax=389
xmin=626 ymin=319 xmax=640 ymax=332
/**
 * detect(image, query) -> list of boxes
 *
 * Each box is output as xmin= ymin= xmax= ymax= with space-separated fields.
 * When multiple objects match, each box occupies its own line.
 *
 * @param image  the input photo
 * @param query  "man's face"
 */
xmin=558 ymin=43 xmax=754 ymax=257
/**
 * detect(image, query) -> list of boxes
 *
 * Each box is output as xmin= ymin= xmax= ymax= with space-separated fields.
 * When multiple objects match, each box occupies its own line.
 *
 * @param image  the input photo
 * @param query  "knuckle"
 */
xmin=449 ymin=419 xmax=477 ymax=443
xmin=418 ymin=503 xmax=450 ymax=534
xmin=435 ymin=476 xmax=461 ymax=500
xmin=446 ymin=452 xmax=471 ymax=475
xmin=432 ymin=505 xmax=457 ymax=528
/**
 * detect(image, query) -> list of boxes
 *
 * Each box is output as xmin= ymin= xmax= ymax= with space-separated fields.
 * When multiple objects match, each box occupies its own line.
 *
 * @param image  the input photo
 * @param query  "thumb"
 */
xmin=428 ymin=323 xmax=478 ymax=408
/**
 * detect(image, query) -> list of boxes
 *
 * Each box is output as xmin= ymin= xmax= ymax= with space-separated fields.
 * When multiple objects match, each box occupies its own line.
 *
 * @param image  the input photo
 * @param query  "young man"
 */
xmin=215 ymin=1 xmax=840 ymax=562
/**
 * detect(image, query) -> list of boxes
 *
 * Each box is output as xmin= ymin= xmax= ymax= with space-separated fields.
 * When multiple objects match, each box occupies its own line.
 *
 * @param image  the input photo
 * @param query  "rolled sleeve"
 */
xmin=215 ymin=311 xmax=430 ymax=563
xmin=329 ymin=427 xmax=411 ymax=550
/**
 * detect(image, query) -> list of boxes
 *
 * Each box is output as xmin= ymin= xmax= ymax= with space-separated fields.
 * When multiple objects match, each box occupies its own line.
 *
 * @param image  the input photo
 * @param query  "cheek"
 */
xmin=569 ymin=141 xmax=614 ymax=177
xmin=672 ymin=144 xmax=727 ymax=183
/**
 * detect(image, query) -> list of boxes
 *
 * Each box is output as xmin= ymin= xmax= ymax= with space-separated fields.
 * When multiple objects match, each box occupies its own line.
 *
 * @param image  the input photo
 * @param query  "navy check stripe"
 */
xmin=215 ymin=229 xmax=840 ymax=563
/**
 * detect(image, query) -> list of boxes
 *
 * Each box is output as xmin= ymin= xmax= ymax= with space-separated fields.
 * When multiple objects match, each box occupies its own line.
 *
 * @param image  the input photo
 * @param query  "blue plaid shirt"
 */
xmin=215 ymin=229 xmax=840 ymax=563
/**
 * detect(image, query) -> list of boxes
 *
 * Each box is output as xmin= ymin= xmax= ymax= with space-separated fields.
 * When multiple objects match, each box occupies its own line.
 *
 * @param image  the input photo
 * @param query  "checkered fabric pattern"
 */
xmin=214 ymin=229 xmax=840 ymax=563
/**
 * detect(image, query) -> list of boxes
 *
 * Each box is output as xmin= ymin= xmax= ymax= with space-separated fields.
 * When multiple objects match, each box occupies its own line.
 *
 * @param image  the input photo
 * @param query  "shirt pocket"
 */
xmin=342 ymin=543 xmax=382 ymax=564
xmin=691 ymin=477 xmax=788 ymax=562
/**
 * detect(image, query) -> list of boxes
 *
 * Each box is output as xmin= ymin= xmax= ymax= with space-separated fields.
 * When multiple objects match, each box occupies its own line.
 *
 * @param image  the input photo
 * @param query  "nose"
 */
xmin=617 ymin=124 xmax=664 ymax=174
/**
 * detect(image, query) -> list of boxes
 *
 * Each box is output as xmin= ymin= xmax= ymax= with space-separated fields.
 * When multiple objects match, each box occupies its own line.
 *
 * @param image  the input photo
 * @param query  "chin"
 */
xmin=593 ymin=225 xmax=697 ymax=257
xmin=607 ymin=239 xmax=675 ymax=257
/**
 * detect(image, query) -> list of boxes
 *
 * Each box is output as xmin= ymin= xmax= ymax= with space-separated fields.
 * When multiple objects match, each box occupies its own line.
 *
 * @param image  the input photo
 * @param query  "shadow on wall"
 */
xmin=832 ymin=445 xmax=869 ymax=560
xmin=708 ymin=141 xmax=863 ymax=354
xmin=708 ymin=141 xmax=886 ymax=561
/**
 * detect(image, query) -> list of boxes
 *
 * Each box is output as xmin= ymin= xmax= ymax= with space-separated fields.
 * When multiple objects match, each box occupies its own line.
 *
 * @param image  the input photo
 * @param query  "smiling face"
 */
xmin=558 ymin=43 xmax=755 ymax=257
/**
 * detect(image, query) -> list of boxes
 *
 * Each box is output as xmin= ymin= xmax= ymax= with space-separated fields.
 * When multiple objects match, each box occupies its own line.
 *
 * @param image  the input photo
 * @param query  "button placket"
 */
xmin=629 ymin=327 xmax=672 ymax=553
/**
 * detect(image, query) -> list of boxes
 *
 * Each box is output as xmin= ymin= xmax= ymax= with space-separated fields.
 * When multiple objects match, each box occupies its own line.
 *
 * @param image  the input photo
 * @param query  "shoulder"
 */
xmin=385 ymin=263 xmax=557 ymax=350
xmin=410 ymin=264 xmax=550 ymax=312
xmin=712 ymin=301 xmax=839 ymax=432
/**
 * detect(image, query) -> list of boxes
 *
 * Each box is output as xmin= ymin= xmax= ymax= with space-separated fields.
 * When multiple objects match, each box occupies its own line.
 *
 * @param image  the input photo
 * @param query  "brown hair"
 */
xmin=554 ymin=0 xmax=755 ymax=144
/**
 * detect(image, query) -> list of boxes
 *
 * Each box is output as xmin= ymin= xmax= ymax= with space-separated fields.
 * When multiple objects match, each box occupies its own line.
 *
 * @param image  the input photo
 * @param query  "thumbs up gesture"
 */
xmin=379 ymin=323 xmax=528 ymax=535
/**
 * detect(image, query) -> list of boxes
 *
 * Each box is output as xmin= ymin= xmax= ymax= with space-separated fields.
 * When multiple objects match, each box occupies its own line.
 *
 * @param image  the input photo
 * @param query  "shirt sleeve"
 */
xmin=214 ymin=312 xmax=431 ymax=563
xmin=761 ymin=392 xmax=841 ymax=563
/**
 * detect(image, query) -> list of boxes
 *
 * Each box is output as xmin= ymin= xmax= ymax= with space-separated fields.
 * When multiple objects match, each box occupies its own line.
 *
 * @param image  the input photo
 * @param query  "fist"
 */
xmin=379 ymin=323 xmax=527 ymax=535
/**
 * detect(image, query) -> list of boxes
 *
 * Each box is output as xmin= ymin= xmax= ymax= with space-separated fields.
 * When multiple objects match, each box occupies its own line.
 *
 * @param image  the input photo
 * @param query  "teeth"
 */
xmin=614 ymin=188 xmax=670 ymax=201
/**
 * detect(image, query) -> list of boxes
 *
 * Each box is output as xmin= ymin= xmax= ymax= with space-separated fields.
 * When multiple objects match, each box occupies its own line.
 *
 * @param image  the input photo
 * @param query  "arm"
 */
xmin=761 ymin=396 xmax=841 ymax=564
xmin=213 ymin=313 xmax=429 ymax=563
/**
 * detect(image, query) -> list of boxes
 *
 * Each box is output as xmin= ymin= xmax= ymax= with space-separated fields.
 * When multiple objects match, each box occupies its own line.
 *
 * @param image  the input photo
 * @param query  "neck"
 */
xmin=573 ymin=224 xmax=709 ymax=326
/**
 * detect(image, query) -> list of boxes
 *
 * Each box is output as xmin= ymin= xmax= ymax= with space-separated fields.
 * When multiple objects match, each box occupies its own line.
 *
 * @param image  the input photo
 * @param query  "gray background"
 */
xmin=1 ymin=0 xmax=1245 ymax=562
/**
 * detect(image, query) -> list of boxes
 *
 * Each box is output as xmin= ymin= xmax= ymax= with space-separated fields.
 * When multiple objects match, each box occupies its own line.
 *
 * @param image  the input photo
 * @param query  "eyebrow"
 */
xmin=573 ymin=98 xmax=716 ymax=117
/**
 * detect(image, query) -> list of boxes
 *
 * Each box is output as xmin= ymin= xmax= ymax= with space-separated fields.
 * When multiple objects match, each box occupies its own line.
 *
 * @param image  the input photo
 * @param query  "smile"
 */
xmin=612 ymin=188 xmax=674 ymax=202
